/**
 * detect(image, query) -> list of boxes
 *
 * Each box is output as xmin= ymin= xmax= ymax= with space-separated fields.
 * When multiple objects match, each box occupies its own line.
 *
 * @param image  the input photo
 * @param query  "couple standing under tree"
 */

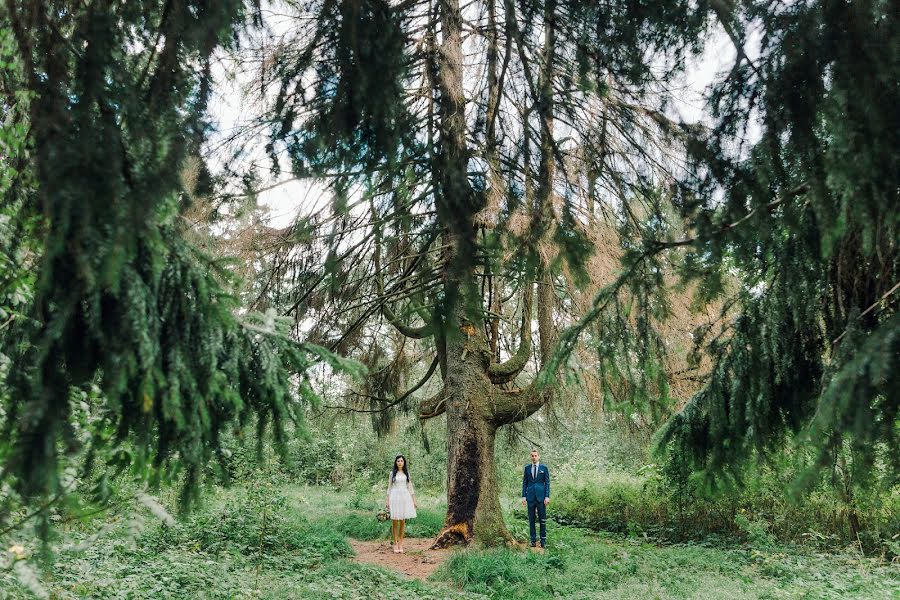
xmin=385 ymin=449 xmax=551 ymax=551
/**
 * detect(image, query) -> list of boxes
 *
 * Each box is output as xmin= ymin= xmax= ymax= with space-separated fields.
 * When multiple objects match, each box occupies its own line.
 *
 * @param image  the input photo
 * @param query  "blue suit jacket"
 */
xmin=522 ymin=463 xmax=550 ymax=503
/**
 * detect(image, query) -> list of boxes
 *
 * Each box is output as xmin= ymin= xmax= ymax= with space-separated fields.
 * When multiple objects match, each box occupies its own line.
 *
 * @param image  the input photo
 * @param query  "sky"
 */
xmin=207 ymin=5 xmax=740 ymax=231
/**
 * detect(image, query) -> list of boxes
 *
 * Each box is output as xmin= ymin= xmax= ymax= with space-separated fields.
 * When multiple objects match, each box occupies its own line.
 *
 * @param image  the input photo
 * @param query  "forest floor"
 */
xmin=349 ymin=537 xmax=451 ymax=579
xmin=1 ymin=484 xmax=898 ymax=599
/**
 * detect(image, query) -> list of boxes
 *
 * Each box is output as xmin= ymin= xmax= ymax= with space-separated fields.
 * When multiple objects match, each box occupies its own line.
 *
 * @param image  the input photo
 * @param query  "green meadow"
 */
xmin=3 ymin=478 xmax=896 ymax=599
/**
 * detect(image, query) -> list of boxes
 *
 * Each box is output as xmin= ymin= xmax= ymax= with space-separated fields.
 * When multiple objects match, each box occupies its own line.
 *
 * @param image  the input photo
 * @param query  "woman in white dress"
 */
xmin=385 ymin=455 xmax=417 ymax=553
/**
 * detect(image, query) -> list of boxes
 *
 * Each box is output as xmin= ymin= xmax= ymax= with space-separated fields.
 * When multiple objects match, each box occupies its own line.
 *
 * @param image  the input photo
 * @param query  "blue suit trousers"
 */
xmin=528 ymin=499 xmax=546 ymax=545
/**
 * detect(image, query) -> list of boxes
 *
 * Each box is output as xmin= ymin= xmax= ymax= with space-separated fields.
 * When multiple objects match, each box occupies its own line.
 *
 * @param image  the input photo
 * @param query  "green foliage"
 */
xmin=136 ymin=482 xmax=350 ymax=567
xmin=297 ymin=561 xmax=480 ymax=600
xmin=440 ymin=548 xmax=531 ymax=589
xmin=563 ymin=0 xmax=708 ymax=87
xmin=0 ymin=22 xmax=37 ymax=475
xmin=548 ymin=466 xmax=899 ymax=555
xmin=0 ymin=2 xmax=369 ymax=514
xmin=268 ymin=0 xmax=414 ymax=174
xmin=494 ymin=416 xmax=898 ymax=554
xmin=550 ymin=473 xmax=666 ymax=536
xmin=402 ymin=508 xmax=446 ymax=539
xmin=316 ymin=512 xmax=385 ymax=541
xmin=656 ymin=0 xmax=900 ymax=488
xmin=278 ymin=417 xmax=448 ymax=491
xmin=5 ymin=229 xmax=335 ymax=506
xmin=318 ymin=507 xmax=445 ymax=541
xmin=733 ymin=513 xmax=775 ymax=548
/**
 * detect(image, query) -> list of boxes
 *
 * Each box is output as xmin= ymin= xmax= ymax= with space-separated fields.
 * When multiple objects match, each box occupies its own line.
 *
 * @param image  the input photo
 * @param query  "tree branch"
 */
xmin=831 ymin=280 xmax=900 ymax=348
xmin=418 ymin=388 xmax=449 ymax=420
xmin=489 ymin=384 xmax=551 ymax=427
xmin=649 ymin=183 xmax=810 ymax=251
xmin=329 ymin=355 xmax=439 ymax=414
xmin=488 ymin=281 xmax=533 ymax=383
xmin=373 ymin=204 xmax=436 ymax=339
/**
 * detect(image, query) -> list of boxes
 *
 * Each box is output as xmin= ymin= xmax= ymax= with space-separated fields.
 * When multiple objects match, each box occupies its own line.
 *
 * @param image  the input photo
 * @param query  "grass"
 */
xmin=1 ymin=483 xmax=897 ymax=599
xmin=436 ymin=526 xmax=900 ymax=599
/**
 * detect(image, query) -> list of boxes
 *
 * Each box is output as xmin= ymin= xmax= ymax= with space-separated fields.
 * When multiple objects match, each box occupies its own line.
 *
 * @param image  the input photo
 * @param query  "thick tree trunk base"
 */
xmin=438 ymin=396 xmax=517 ymax=548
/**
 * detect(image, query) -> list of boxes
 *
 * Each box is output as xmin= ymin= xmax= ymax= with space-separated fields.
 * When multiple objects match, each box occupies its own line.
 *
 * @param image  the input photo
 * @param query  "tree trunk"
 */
xmin=426 ymin=0 xmax=520 ymax=549
xmin=435 ymin=397 xmax=510 ymax=546
xmin=431 ymin=271 xmax=513 ymax=547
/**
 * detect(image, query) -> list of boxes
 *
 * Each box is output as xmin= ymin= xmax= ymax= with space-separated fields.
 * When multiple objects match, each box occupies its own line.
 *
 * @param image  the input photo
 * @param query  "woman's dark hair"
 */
xmin=391 ymin=455 xmax=410 ymax=483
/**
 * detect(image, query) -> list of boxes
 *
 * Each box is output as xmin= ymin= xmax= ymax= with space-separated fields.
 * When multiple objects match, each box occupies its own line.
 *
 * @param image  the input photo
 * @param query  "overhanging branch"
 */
xmin=373 ymin=204 xmax=436 ymax=339
xmin=418 ymin=388 xmax=449 ymax=420
xmin=489 ymin=383 xmax=551 ymax=427
xmin=540 ymin=183 xmax=811 ymax=385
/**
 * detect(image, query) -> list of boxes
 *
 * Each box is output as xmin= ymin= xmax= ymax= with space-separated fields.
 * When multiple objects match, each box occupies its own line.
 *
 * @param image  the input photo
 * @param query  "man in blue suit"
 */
xmin=521 ymin=448 xmax=550 ymax=548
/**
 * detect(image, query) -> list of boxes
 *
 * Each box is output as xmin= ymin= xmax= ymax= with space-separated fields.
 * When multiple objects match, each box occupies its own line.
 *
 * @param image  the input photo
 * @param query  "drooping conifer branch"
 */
xmin=0 ymin=1 xmax=365 ymax=509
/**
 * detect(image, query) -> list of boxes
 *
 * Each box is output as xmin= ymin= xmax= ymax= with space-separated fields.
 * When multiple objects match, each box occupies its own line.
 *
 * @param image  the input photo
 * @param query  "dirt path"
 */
xmin=349 ymin=538 xmax=453 ymax=580
xmin=349 ymin=538 xmax=545 ymax=581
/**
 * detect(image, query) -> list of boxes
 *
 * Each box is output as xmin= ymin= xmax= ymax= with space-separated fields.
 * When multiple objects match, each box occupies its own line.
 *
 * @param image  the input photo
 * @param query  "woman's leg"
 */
xmin=398 ymin=519 xmax=406 ymax=551
xmin=391 ymin=520 xmax=399 ymax=551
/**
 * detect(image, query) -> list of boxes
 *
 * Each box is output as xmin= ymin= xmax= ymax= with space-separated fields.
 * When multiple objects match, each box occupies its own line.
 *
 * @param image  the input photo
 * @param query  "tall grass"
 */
xmin=549 ymin=469 xmax=900 ymax=553
xmin=435 ymin=523 xmax=900 ymax=600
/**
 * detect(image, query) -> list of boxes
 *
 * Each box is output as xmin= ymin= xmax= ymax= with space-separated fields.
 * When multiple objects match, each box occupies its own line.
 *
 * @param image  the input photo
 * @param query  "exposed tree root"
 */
xmin=430 ymin=522 xmax=471 ymax=549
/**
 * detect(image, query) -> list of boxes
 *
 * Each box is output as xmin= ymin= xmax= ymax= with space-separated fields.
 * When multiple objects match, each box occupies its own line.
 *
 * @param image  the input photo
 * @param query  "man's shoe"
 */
xmin=529 ymin=541 xmax=536 ymax=547
xmin=539 ymin=542 xmax=546 ymax=549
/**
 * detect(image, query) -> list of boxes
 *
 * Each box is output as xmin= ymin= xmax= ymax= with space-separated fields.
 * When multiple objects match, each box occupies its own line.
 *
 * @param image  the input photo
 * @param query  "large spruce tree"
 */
xmin=252 ymin=0 xmax=705 ymax=546
xmin=3 ymin=0 xmax=894 ymax=548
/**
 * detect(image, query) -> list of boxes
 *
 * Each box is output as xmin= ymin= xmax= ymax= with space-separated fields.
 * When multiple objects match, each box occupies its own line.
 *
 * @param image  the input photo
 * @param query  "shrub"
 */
xmin=551 ymin=472 xmax=666 ymax=536
xmin=141 ymin=482 xmax=351 ymax=560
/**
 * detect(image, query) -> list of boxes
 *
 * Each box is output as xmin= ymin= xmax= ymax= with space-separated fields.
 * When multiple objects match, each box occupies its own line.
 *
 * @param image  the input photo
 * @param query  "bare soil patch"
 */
xmin=349 ymin=538 xmax=453 ymax=580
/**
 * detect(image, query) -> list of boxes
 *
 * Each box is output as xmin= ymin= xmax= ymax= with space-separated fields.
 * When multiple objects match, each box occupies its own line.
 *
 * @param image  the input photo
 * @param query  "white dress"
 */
xmin=387 ymin=472 xmax=417 ymax=520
